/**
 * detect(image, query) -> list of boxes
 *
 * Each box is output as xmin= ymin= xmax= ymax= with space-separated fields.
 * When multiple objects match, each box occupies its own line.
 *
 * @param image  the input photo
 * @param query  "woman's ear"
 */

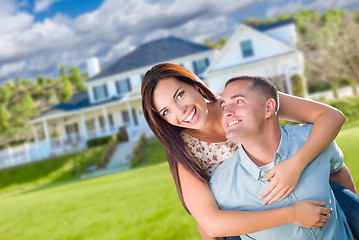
xmin=265 ymin=98 xmax=276 ymax=118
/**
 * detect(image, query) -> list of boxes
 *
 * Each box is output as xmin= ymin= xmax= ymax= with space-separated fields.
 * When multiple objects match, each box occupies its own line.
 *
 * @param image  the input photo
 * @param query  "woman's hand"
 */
xmin=259 ymin=159 xmax=305 ymax=205
xmin=291 ymin=200 xmax=332 ymax=228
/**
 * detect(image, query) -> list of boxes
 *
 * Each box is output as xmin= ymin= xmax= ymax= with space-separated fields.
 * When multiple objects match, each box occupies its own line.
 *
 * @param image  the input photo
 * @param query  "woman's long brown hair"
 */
xmin=141 ymin=63 xmax=217 ymax=213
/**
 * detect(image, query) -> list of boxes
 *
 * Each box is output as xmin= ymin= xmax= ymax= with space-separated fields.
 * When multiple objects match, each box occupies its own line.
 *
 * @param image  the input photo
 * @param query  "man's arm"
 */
xmin=329 ymin=163 xmax=357 ymax=195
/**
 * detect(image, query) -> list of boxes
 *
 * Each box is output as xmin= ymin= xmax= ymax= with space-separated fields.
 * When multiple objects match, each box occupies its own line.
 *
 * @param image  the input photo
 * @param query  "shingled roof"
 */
xmin=31 ymin=91 xmax=124 ymax=121
xmin=254 ymin=18 xmax=295 ymax=32
xmin=88 ymin=36 xmax=213 ymax=82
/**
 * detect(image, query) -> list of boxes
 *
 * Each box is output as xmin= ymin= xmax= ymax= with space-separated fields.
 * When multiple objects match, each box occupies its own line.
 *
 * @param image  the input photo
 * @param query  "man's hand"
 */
xmin=260 ymin=159 xmax=304 ymax=205
xmin=291 ymin=200 xmax=332 ymax=228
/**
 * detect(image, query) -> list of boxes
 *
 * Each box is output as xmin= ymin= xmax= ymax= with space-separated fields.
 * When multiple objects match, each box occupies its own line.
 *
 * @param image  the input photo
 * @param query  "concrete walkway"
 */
xmin=81 ymin=140 xmax=136 ymax=179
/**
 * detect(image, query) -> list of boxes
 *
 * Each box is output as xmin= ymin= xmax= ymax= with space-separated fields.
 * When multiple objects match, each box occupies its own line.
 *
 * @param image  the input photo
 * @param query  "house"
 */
xmin=0 ymin=37 xmax=215 ymax=168
xmin=204 ymin=19 xmax=304 ymax=94
xmin=0 ymin=19 xmax=304 ymax=168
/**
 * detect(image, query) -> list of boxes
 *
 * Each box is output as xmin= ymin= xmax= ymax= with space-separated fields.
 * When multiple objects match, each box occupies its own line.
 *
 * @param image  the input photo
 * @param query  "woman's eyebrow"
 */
xmin=173 ymin=87 xmax=181 ymax=99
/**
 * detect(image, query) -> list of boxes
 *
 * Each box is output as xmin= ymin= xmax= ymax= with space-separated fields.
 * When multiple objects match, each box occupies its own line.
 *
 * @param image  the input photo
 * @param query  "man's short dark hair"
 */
xmin=225 ymin=74 xmax=279 ymax=112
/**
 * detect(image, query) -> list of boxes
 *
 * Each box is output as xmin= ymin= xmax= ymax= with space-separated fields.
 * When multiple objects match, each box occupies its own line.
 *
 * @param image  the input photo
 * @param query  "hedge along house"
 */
xmin=204 ymin=19 xmax=305 ymax=94
xmin=3 ymin=37 xmax=215 ymax=166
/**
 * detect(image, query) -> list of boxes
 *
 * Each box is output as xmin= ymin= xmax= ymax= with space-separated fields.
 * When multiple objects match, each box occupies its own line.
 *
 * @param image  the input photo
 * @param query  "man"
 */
xmin=210 ymin=75 xmax=354 ymax=239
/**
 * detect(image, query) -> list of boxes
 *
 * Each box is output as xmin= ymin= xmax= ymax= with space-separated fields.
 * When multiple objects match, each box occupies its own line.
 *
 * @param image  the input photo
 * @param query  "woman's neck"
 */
xmin=184 ymin=101 xmax=227 ymax=142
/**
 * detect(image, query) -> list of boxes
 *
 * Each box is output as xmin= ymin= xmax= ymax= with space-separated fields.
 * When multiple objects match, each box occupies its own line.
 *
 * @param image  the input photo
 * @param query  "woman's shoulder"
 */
xmin=181 ymin=131 xmax=238 ymax=175
xmin=180 ymin=132 xmax=237 ymax=156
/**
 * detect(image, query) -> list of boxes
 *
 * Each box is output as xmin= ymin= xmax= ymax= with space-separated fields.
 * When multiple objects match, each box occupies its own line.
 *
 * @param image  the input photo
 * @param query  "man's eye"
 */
xmin=162 ymin=109 xmax=168 ymax=117
xmin=236 ymin=100 xmax=243 ymax=104
xmin=221 ymin=106 xmax=227 ymax=111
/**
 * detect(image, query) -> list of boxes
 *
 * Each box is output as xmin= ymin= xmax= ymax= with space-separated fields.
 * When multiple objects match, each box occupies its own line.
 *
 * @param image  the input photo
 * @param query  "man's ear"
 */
xmin=265 ymin=98 xmax=276 ymax=118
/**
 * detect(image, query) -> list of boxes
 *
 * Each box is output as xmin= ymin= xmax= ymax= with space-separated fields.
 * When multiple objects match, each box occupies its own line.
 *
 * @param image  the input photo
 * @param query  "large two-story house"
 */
xmin=5 ymin=37 xmax=215 ymax=165
xmin=0 ymin=19 xmax=304 ymax=168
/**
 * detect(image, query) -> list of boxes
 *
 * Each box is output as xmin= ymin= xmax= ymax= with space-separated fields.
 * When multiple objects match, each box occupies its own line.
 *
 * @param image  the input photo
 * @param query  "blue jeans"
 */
xmin=330 ymin=181 xmax=359 ymax=239
xmin=226 ymin=181 xmax=359 ymax=240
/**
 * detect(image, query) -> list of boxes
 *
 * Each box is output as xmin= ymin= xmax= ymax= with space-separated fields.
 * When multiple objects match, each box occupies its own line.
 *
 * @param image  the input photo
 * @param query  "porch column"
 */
xmin=126 ymin=102 xmax=134 ymax=140
xmin=31 ymin=125 xmax=41 ymax=160
xmin=126 ymin=102 xmax=134 ymax=125
xmin=285 ymin=74 xmax=293 ymax=95
xmin=80 ymin=113 xmax=88 ymax=140
xmin=42 ymin=120 xmax=51 ymax=150
xmin=102 ymin=107 xmax=110 ymax=134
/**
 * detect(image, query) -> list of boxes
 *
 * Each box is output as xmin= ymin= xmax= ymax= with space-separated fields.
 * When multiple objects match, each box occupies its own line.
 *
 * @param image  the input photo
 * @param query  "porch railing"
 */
xmin=0 ymin=124 xmax=150 ymax=169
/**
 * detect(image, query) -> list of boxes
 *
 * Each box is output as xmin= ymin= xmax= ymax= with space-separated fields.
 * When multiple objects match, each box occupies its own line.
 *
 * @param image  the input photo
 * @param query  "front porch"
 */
xmin=0 ymin=89 xmax=151 ymax=169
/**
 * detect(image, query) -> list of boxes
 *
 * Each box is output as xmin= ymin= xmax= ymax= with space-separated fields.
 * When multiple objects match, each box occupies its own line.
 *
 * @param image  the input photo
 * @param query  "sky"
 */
xmin=1 ymin=0 xmax=359 ymax=85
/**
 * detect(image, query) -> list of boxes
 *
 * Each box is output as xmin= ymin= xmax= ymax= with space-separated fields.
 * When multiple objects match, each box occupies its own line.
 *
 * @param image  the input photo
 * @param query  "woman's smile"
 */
xmin=182 ymin=106 xmax=198 ymax=124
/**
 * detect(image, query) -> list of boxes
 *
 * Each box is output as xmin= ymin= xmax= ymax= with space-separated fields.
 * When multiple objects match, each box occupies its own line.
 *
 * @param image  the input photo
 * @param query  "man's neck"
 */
xmin=241 ymin=122 xmax=281 ymax=167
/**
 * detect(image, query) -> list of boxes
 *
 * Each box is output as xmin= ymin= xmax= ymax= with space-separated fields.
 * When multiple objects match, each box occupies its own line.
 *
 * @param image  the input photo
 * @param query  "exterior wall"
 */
xmin=212 ymin=27 xmax=293 ymax=72
xmin=206 ymin=53 xmax=303 ymax=94
xmin=261 ymin=24 xmax=297 ymax=48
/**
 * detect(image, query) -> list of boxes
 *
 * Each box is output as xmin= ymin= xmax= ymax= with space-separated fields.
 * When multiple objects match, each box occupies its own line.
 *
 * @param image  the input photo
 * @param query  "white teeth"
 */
xmin=184 ymin=108 xmax=196 ymax=122
xmin=228 ymin=120 xmax=239 ymax=127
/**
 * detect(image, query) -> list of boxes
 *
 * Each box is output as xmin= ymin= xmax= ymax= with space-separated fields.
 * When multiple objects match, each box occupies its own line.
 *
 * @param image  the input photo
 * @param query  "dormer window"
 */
xmin=193 ymin=58 xmax=209 ymax=76
xmin=116 ymin=78 xmax=132 ymax=95
xmin=240 ymin=40 xmax=254 ymax=58
xmin=93 ymin=84 xmax=108 ymax=101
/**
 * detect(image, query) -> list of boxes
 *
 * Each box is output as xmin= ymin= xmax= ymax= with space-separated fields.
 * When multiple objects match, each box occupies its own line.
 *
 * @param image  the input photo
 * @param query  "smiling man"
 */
xmin=209 ymin=75 xmax=354 ymax=239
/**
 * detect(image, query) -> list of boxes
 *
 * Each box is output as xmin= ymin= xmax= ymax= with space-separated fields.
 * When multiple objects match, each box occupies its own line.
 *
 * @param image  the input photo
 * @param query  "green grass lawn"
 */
xmin=0 ymin=146 xmax=106 ymax=194
xmin=0 ymin=126 xmax=358 ymax=240
xmin=0 ymin=163 xmax=198 ymax=240
xmin=336 ymin=126 xmax=359 ymax=188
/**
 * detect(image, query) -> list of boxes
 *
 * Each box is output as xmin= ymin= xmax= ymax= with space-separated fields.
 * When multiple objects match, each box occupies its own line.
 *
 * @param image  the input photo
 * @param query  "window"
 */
xmin=269 ymin=75 xmax=288 ymax=93
xmin=116 ymin=78 xmax=132 ymax=95
xmin=108 ymin=113 xmax=114 ymax=126
xmin=93 ymin=84 xmax=108 ymax=101
xmin=49 ymin=124 xmax=59 ymax=138
xmin=132 ymin=108 xmax=138 ymax=126
xmin=99 ymin=116 xmax=105 ymax=129
xmin=121 ymin=110 xmax=130 ymax=124
xmin=65 ymin=123 xmax=79 ymax=135
xmin=240 ymin=40 xmax=254 ymax=58
xmin=85 ymin=119 xmax=95 ymax=131
xmin=193 ymin=58 xmax=209 ymax=75
xmin=86 ymin=119 xmax=95 ymax=137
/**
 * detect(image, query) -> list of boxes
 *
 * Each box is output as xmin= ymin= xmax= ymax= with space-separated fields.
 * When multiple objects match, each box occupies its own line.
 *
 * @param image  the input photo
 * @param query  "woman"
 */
xmin=141 ymin=63 xmax=357 ymax=239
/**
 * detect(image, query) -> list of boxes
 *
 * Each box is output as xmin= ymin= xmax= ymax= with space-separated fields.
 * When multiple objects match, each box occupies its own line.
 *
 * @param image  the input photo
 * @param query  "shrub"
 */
xmin=327 ymin=95 xmax=359 ymax=124
xmin=86 ymin=136 xmax=113 ymax=148
xmin=131 ymin=132 xmax=147 ymax=168
xmin=117 ymin=126 xmax=129 ymax=142
xmin=97 ymin=135 xmax=118 ymax=168
xmin=291 ymin=74 xmax=306 ymax=98
xmin=279 ymin=95 xmax=359 ymax=127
